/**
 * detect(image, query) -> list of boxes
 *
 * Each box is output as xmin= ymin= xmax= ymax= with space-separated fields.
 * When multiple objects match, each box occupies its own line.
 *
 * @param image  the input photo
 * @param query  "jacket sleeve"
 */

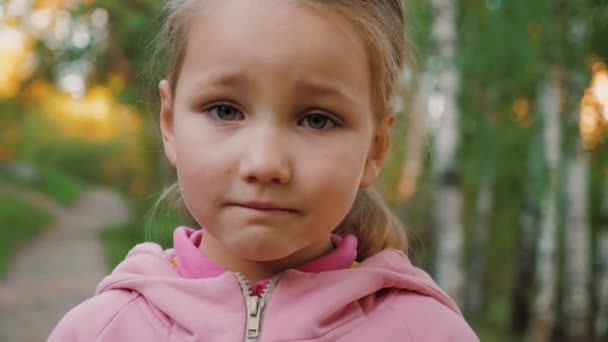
xmin=47 ymin=290 xmax=139 ymax=342
xmin=384 ymin=292 xmax=480 ymax=342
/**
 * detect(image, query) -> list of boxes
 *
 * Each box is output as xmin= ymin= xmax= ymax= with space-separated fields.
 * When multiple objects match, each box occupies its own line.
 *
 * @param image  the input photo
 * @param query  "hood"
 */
xmin=96 ymin=242 xmax=462 ymax=339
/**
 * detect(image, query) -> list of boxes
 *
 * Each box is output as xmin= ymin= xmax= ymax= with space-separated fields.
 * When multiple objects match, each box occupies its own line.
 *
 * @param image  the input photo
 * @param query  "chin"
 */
xmin=227 ymin=232 xmax=296 ymax=262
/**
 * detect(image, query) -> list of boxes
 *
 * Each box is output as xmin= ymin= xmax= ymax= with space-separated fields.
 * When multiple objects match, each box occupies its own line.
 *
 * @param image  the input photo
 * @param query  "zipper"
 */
xmin=235 ymin=273 xmax=281 ymax=342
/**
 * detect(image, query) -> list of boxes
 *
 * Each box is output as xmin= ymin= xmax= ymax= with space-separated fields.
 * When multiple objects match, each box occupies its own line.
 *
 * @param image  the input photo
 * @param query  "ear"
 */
xmin=159 ymin=80 xmax=177 ymax=168
xmin=359 ymin=108 xmax=395 ymax=189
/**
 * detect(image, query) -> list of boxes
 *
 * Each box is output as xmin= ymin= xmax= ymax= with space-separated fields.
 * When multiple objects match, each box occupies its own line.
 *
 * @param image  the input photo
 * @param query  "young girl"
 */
xmin=49 ymin=0 xmax=478 ymax=341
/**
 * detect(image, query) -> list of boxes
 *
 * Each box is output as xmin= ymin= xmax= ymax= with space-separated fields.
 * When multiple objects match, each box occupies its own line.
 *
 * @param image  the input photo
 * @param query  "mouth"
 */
xmin=230 ymin=202 xmax=299 ymax=213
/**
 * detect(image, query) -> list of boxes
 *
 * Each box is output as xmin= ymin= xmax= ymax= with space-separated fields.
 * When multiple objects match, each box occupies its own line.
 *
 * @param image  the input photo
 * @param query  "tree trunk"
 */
xmin=466 ymin=166 xmax=494 ymax=316
xmin=398 ymin=72 xmax=431 ymax=201
xmin=595 ymin=178 xmax=608 ymax=342
xmin=527 ymin=68 xmax=563 ymax=342
xmin=512 ymin=140 xmax=542 ymax=334
xmin=562 ymin=143 xmax=592 ymax=342
xmin=428 ymin=0 xmax=465 ymax=306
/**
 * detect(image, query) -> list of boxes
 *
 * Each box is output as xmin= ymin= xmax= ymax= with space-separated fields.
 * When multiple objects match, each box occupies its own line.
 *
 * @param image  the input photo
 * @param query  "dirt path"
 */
xmin=0 ymin=188 xmax=130 ymax=342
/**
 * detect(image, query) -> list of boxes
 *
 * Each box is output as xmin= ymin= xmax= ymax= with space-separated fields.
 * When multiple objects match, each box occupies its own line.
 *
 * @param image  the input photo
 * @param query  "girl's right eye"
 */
xmin=205 ymin=103 xmax=244 ymax=121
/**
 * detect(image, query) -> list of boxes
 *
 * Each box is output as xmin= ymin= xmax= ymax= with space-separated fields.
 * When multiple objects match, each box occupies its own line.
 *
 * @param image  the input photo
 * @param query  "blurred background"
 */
xmin=0 ymin=0 xmax=607 ymax=341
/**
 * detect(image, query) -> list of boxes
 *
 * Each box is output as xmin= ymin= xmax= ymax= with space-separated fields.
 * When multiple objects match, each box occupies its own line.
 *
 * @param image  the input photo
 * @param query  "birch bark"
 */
xmin=527 ymin=68 xmax=563 ymax=342
xmin=466 ymin=166 xmax=494 ymax=315
xmin=594 ymin=178 xmax=608 ymax=341
xmin=562 ymin=134 xmax=592 ymax=342
xmin=428 ymin=0 xmax=465 ymax=306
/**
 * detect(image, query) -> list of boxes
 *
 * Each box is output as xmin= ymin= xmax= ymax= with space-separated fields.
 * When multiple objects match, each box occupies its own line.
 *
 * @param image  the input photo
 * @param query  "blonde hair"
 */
xmin=152 ymin=0 xmax=410 ymax=259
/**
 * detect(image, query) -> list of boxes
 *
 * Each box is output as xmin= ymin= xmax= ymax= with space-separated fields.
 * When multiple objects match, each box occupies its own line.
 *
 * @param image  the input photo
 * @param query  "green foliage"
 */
xmin=404 ymin=0 xmax=433 ymax=68
xmin=141 ymin=184 xmax=198 ymax=247
xmin=471 ymin=295 xmax=519 ymax=342
xmin=377 ymin=111 xmax=409 ymax=205
xmin=144 ymin=205 xmax=183 ymax=249
xmin=93 ymin=0 xmax=165 ymax=107
xmin=8 ymin=110 xmax=153 ymax=198
xmin=30 ymin=165 xmax=83 ymax=206
xmin=100 ymin=198 xmax=183 ymax=269
xmin=38 ymin=139 xmax=126 ymax=185
xmin=100 ymin=224 xmax=140 ymax=268
xmin=0 ymin=164 xmax=83 ymax=207
xmin=0 ymin=193 xmax=53 ymax=278
xmin=590 ymin=0 xmax=608 ymax=58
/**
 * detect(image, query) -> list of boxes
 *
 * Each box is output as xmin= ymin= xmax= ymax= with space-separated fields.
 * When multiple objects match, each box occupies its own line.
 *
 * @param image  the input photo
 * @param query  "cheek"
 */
xmin=175 ymin=157 xmax=216 ymax=228
xmin=298 ymin=137 xmax=370 ymax=214
xmin=172 ymin=129 xmax=231 ymax=225
xmin=309 ymin=134 xmax=370 ymax=179
xmin=172 ymin=119 xmax=232 ymax=182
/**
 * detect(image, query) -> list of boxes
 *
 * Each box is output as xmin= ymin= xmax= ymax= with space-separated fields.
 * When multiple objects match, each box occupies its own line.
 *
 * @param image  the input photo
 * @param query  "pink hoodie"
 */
xmin=49 ymin=228 xmax=478 ymax=341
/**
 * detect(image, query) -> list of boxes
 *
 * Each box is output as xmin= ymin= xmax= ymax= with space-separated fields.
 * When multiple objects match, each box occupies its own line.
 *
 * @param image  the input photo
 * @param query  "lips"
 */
xmin=231 ymin=201 xmax=299 ymax=213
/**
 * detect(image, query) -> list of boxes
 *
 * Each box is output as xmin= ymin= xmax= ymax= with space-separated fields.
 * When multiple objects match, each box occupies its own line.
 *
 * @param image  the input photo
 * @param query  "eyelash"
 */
xmin=202 ymin=102 xmax=342 ymax=130
xmin=300 ymin=112 xmax=341 ymax=130
xmin=203 ymin=102 xmax=244 ymax=121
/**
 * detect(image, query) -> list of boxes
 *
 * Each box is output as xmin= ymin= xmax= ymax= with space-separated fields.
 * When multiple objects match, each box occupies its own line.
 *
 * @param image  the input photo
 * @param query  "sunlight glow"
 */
xmin=428 ymin=93 xmax=446 ymax=121
xmin=58 ymin=72 xmax=86 ymax=98
xmin=28 ymin=8 xmax=53 ymax=31
xmin=1 ymin=0 xmax=142 ymax=151
xmin=71 ymin=26 xmax=91 ymax=48
xmin=7 ymin=0 xmax=31 ymax=17
xmin=592 ymin=71 xmax=608 ymax=120
xmin=91 ymin=8 xmax=108 ymax=28
xmin=32 ymin=83 xmax=143 ymax=142
xmin=0 ymin=25 xmax=26 ymax=49
xmin=0 ymin=25 xmax=31 ymax=97
xmin=580 ymin=60 xmax=608 ymax=148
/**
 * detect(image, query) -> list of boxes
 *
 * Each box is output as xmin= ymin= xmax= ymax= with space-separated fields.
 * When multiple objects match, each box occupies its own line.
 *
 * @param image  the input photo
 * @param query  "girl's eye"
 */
xmin=300 ymin=113 xmax=339 ymax=130
xmin=206 ymin=104 xmax=243 ymax=121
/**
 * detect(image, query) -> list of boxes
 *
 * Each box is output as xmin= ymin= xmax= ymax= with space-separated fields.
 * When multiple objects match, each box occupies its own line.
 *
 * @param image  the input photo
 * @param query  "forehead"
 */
xmin=178 ymin=0 xmax=371 ymax=105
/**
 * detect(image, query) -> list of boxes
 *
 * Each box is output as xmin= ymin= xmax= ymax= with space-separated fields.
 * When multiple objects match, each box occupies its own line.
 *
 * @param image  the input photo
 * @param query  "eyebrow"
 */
xmin=293 ymin=78 xmax=359 ymax=105
xmin=191 ymin=71 xmax=254 ymax=91
xmin=190 ymin=71 xmax=360 ymax=106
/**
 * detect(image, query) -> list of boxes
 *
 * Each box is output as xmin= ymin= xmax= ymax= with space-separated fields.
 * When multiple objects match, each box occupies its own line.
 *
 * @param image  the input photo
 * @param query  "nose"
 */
xmin=238 ymin=124 xmax=292 ymax=185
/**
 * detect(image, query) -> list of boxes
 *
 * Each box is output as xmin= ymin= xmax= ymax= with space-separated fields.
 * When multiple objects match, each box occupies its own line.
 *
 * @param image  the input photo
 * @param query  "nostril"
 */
xmin=241 ymin=164 xmax=291 ymax=185
xmin=238 ymin=139 xmax=291 ymax=184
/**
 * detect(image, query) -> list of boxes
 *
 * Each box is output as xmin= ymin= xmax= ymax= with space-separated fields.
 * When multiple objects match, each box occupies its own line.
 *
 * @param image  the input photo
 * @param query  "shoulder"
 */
xmin=380 ymin=290 xmax=479 ymax=342
xmin=48 ymin=290 xmax=137 ymax=341
xmin=48 ymin=289 xmax=168 ymax=341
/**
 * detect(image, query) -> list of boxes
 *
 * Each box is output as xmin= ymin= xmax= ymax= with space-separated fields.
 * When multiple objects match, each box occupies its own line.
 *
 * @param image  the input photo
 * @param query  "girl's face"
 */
xmin=160 ymin=0 xmax=392 ymax=266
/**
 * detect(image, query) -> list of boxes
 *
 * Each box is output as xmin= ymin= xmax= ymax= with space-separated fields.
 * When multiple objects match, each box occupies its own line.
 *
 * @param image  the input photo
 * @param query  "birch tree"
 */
xmin=428 ymin=0 xmax=465 ymax=306
xmin=398 ymin=73 xmax=431 ymax=201
xmin=588 ymin=0 xmax=608 ymax=337
xmin=595 ymin=177 xmax=608 ymax=341
xmin=563 ymin=144 xmax=592 ymax=341
xmin=526 ymin=68 xmax=563 ymax=342
xmin=561 ymin=12 xmax=594 ymax=338
xmin=513 ymin=133 xmax=542 ymax=334
xmin=466 ymin=163 xmax=494 ymax=315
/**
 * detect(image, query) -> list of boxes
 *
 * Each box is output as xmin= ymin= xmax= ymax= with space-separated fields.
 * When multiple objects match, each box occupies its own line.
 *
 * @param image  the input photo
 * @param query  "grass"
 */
xmin=0 ymin=163 xmax=83 ymax=206
xmin=100 ymin=205 xmax=183 ymax=269
xmin=0 ymin=162 xmax=82 ymax=278
xmin=0 ymin=193 xmax=53 ymax=278
xmin=100 ymin=224 xmax=138 ymax=268
xmin=34 ymin=165 xmax=84 ymax=206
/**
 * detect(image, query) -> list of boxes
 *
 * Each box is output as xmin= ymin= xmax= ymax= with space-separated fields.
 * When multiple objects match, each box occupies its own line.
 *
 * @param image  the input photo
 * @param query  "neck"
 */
xmin=199 ymin=234 xmax=333 ymax=284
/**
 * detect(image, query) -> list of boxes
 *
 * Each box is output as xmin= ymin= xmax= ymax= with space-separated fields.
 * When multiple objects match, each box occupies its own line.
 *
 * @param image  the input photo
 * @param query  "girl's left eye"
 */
xmin=299 ymin=113 xmax=340 ymax=130
xmin=206 ymin=104 xmax=244 ymax=121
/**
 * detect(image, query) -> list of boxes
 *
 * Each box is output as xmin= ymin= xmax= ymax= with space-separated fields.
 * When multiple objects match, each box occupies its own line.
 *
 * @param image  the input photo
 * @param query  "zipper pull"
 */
xmin=246 ymin=296 xmax=265 ymax=340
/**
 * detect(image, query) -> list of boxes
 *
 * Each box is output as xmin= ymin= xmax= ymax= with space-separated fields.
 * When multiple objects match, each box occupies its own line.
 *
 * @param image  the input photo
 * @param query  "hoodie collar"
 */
xmin=96 ymin=242 xmax=465 ymax=340
xmin=173 ymin=226 xmax=358 ymax=279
